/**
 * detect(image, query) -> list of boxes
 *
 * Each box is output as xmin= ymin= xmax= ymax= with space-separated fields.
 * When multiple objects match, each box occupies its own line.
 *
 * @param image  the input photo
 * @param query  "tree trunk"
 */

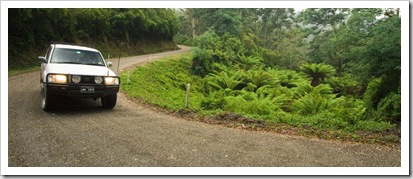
xmin=125 ymin=30 xmax=130 ymax=48
xmin=311 ymin=78 xmax=319 ymax=87
xmin=337 ymin=58 xmax=343 ymax=77
xmin=192 ymin=18 xmax=197 ymax=39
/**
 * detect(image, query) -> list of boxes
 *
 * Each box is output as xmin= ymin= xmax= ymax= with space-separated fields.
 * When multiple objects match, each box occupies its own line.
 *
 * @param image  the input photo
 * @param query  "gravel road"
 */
xmin=8 ymin=46 xmax=400 ymax=169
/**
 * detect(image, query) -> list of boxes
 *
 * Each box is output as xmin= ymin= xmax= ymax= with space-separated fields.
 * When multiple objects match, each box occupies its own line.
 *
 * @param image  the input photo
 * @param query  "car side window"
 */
xmin=45 ymin=46 xmax=53 ymax=63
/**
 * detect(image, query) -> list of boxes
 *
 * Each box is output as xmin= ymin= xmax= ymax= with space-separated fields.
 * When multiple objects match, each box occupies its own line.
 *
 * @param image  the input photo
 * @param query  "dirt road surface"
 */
xmin=7 ymin=46 xmax=401 ymax=172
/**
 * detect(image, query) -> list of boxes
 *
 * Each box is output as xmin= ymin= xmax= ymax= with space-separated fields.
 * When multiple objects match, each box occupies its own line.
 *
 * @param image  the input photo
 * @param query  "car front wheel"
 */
xmin=41 ymin=87 xmax=54 ymax=111
xmin=101 ymin=94 xmax=117 ymax=109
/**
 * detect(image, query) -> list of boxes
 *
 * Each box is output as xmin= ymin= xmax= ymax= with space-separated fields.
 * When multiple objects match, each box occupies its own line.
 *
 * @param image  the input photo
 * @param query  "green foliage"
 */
xmin=261 ymin=48 xmax=278 ymax=67
xmin=329 ymin=97 xmax=367 ymax=125
xmin=194 ymin=29 xmax=222 ymax=50
xmin=298 ymin=8 xmax=350 ymax=34
xmin=191 ymin=47 xmax=214 ymax=77
xmin=173 ymin=33 xmax=194 ymax=46
xmin=256 ymin=8 xmax=296 ymax=49
xmin=123 ymin=51 xmax=398 ymax=143
xmin=191 ymin=29 xmax=262 ymax=77
xmin=366 ymin=16 xmax=401 ymax=77
xmin=292 ymin=84 xmax=335 ymax=114
xmin=200 ymin=90 xmax=227 ymax=111
xmin=353 ymin=120 xmax=396 ymax=133
xmin=326 ymin=74 xmax=364 ymax=97
xmin=376 ymin=90 xmax=401 ymax=122
xmin=271 ymin=29 xmax=310 ymax=70
xmin=223 ymin=90 xmax=288 ymax=117
xmin=364 ymin=78 xmax=401 ymax=122
xmin=241 ymin=69 xmax=274 ymax=92
xmin=236 ymin=55 xmax=264 ymax=70
xmin=121 ymin=53 xmax=204 ymax=111
xmin=299 ymin=63 xmax=336 ymax=87
xmin=291 ymin=83 xmax=367 ymax=126
xmin=205 ymin=70 xmax=244 ymax=91
xmin=192 ymin=9 xmax=242 ymax=36
xmin=363 ymin=77 xmax=384 ymax=109
xmin=266 ymin=68 xmax=307 ymax=88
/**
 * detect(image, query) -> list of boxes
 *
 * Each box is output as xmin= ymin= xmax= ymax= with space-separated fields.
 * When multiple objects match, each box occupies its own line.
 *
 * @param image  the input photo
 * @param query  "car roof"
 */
xmin=53 ymin=44 xmax=99 ymax=52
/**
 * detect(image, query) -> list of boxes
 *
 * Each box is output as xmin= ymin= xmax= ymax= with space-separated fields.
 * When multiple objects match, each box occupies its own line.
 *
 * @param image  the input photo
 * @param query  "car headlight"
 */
xmin=72 ymin=75 xmax=81 ymax=83
xmin=95 ymin=76 xmax=103 ymax=84
xmin=47 ymin=74 xmax=67 ymax=84
xmin=105 ymin=77 xmax=119 ymax=85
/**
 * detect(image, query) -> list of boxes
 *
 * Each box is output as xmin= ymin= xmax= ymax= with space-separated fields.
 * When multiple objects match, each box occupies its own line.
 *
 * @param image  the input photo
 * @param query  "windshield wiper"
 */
xmin=85 ymin=63 xmax=105 ymax=66
xmin=54 ymin=62 xmax=84 ymax=65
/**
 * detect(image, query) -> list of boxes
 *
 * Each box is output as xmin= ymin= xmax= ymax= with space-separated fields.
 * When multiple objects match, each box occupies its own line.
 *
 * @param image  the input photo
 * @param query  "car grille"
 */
xmin=80 ymin=76 xmax=95 ymax=84
xmin=71 ymin=75 xmax=99 ymax=84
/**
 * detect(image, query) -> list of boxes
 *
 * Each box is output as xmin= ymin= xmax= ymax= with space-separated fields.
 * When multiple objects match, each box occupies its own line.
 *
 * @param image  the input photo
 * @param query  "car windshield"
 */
xmin=50 ymin=48 xmax=105 ymax=66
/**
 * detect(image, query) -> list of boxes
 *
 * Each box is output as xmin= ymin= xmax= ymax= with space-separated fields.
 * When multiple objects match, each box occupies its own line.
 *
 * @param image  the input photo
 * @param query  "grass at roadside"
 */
xmin=120 ymin=52 xmax=400 ymax=145
xmin=120 ymin=52 xmax=206 ymax=111
xmin=8 ymin=66 xmax=40 ymax=77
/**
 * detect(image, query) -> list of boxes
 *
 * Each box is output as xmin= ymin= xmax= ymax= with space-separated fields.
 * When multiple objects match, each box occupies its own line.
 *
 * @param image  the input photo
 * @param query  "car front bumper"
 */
xmin=45 ymin=83 xmax=119 ymax=98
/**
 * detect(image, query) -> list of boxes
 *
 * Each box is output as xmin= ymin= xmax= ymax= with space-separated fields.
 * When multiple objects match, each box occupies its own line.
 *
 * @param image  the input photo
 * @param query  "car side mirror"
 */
xmin=107 ymin=62 xmax=112 ymax=67
xmin=38 ymin=56 xmax=47 ymax=63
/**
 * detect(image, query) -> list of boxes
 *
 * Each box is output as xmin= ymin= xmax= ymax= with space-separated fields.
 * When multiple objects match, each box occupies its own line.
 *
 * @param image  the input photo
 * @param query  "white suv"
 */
xmin=38 ymin=43 xmax=120 ymax=111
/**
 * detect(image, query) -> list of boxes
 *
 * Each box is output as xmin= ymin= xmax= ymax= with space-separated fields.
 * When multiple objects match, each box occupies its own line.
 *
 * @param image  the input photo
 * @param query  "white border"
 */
xmin=1 ymin=0 xmax=409 ymax=176
xmin=1 ymin=166 xmax=409 ymax=175
xmin=0 ymin=0 xmax=410 ymax=8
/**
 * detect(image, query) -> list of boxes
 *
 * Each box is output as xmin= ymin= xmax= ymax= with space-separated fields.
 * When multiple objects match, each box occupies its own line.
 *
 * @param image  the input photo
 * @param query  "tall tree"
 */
xmin=273 ymin=28 xmax=310 ymax=70
xmin=191 ymin=9 xmax=242 ymax=37
xmin=257 ymin=8 xmax=295 ymax=49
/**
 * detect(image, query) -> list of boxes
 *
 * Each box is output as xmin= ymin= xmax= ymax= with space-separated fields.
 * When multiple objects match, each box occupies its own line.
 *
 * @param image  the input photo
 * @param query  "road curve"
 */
xmin=8 ymin=45 xmax=400 ymax=169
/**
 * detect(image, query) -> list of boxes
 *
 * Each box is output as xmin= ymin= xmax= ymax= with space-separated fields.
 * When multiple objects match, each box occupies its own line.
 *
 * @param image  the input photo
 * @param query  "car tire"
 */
xmin=101 ymin=94 xmax=117 ymax=109
xmin=41 ymin=87 xmax=54 ymax=111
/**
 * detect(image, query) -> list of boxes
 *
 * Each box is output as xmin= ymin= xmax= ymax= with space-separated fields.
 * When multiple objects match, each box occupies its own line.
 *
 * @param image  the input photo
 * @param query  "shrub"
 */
xmin=326 ymin=74 xmax=364 ymax=97
xmin=200 ymin=90 xmax=228 ymax=110
xmin=261 ymin=48 xmax=279 ymax=67
xmin=173 ymin=33 xmax=194 ymax=46
xmin=376 ymin=90 xmax=401 ymax=123
xmin=266 ymin=68 xmax=307 ymax=88
xmin=205 ymin=69 xmax=245 ymax=91
xmin=223 ymin=90 xmax=287 ymax=117
xmin=191 ymin=48 xmax=214 ymax=77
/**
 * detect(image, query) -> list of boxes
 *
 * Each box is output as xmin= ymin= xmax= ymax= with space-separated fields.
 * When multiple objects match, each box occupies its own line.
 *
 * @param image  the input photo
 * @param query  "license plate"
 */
xmin=80 ymin=86 xmax=95 ymax=93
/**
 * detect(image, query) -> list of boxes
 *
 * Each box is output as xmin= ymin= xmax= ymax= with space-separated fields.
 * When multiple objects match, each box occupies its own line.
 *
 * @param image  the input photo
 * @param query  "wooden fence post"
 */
xmin=127 ymin=71 xmax=131 ymax=85
xmin=185 ymin=83 xmax=191 ymax=109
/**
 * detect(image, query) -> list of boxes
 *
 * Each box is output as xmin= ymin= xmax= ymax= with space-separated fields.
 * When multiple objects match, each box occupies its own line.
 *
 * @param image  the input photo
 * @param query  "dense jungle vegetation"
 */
xmin=8 ymin=8 xmax=179 ymax=69
xmin=121 ymin=8 xmax=401 ymax=143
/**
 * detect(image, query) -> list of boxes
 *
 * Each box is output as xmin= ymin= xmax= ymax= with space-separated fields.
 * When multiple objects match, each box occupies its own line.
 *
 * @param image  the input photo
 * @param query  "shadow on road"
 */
xmin=48 ymin=97 xmax=114 ymax=115
xmin=29 ymin=86 xmax=116 ymax=116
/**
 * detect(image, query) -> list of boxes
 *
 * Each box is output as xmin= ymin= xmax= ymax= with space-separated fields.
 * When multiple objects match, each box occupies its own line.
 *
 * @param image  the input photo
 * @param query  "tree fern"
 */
xmin=294 ymin=83 xmax=335 ymax=99
xmin=292 ymin=84 xmax=336 ymax=115
xmin=299 ymin=63 xmax=336 ymax=86
xmin=236 ymin=54 xmax=264 ymax=70
xmin=206 ymin=70 xmax=244 ymax=90
xmin=242 ymin=69 xmax=275 ymax=92
xmin=265 ymin=67 xmax=308 ymax=89
xmin=224 ymin=90 xmax=288 ymax=116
